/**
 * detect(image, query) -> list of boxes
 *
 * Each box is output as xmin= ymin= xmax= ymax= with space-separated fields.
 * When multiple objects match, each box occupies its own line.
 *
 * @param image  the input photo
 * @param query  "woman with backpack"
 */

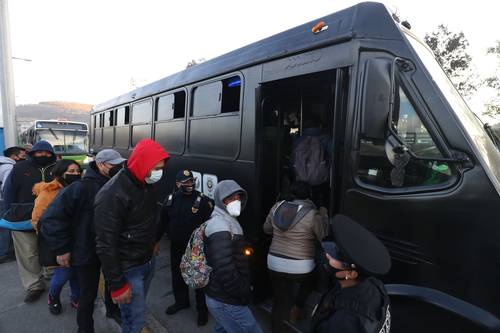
xmin=263 ymin=181 xmax=329 ymax=332
xmin=32 ymin=159 xmax=82 ymax=315
xmin=204 ymin=180 xmax=264 ymax=333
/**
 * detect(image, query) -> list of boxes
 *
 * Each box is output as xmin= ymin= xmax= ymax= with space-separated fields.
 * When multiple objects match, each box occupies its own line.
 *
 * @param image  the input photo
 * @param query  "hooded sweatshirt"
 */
xmin=127 ymin=139 xmax=169 ymax=183
xmin=204 ymin=180 xmax=252 ymax=305
xmin=3 ymin=141 xmax=56 ymax=212
xmin=0 ymin=156 xmax=16 ymax=195
xmin=95 ymin=139 xmax=169 ymax=296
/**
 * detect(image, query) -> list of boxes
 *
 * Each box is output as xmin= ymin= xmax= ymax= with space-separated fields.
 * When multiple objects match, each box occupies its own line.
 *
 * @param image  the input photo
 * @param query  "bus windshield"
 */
xmin=403 ymin=29 xmax=500 ymax=194
xmin=36 ymin=129 xmax=88 ymax=155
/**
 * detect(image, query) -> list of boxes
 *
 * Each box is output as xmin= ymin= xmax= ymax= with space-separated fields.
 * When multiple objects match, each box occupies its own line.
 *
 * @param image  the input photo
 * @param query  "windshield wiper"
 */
xmin=48 ymin=128 xmax=59 ymax=140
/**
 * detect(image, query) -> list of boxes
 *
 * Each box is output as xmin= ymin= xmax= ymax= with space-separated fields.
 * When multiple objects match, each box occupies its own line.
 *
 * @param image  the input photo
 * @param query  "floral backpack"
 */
xmin=180 ymin=221 xmax=212 ymax=289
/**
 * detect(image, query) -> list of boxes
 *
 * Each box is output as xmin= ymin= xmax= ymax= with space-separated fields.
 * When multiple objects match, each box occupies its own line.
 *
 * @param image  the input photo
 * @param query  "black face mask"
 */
xmin=108 ymin=165 xmax=122 ymax=178
xmin=33 ymin=155 xmax=55 ymax=167
xmin=63 ymin=174 xmax=81 ymax=186
xmin=180 ymin=185 xmax=194 ymax=195
xmin=320 ymin=249 xmax=352 ymax=282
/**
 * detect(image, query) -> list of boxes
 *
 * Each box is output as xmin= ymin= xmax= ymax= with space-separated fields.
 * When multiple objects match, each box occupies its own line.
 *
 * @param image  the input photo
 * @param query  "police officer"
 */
xmin=158 ymin=170 xmax=213 ymax=326
xmin=311 ymin=214 xmax=392 ymax=333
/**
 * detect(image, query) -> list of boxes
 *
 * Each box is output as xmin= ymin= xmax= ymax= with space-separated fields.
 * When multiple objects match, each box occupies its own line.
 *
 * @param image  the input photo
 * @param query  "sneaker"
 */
xmin=24 ymin=289 xmax=44 ymax=303
xmin=48 ymin=294 xmax=62 ymax=315
xmin=165 ymin=303 xmax=190 ymax=315
xmin=197 ymin=311 xmax=208 ymax=326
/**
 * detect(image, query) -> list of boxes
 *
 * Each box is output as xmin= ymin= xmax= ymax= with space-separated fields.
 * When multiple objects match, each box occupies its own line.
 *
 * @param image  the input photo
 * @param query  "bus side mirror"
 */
xmin=360 ymin=58 xmax=393 ymax=140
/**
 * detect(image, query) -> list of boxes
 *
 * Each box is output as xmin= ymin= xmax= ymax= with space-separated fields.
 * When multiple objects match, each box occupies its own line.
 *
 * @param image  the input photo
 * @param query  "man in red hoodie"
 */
xmin=95 ymin=139 xmax=169 ymax=333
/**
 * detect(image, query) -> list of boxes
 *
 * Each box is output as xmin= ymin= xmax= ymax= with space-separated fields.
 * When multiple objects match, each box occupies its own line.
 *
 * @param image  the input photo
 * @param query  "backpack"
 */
xmin=293 ymin=135 xmax=329 ymax=185
xmin=180 ymin=221 xmax=212 ymax=289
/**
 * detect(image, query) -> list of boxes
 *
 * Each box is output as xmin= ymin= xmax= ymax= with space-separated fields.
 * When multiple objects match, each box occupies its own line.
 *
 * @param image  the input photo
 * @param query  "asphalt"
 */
xmin=0 ymin=259 xmax=120 ymax=333
xmin=0 ymin=236 xmax=274 ymax=333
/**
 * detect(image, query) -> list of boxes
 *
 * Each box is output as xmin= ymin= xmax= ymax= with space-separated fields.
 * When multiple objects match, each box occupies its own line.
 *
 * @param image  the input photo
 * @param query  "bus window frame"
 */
xmin=153 ymin=88 xmax=187 ymax=156
xmin=353 ymin=54 xmax=461 ymax=194
xmin=186 ymin=72 xmax=244 ymax=161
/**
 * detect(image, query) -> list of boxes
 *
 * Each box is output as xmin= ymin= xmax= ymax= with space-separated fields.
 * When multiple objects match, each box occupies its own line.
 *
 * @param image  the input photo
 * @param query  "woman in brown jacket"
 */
xmin=263 ymin=181 xmax=328 ymax=333
xmin=32 ymin=159 xmax=81 ymax=315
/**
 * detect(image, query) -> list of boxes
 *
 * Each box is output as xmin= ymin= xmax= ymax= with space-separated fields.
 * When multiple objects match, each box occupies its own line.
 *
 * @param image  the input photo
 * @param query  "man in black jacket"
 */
xmin=40 ymin=149 xmax=126 ymax=333
xmin=3 ymin=140 xmax=56 ymax=303
xmin=95 ymin=139 xmax=169 ymax=333
xmin=204 ymin=180 xmax=263 ymax=333
xmin=158 ymin=169 xmax=213 ymax=326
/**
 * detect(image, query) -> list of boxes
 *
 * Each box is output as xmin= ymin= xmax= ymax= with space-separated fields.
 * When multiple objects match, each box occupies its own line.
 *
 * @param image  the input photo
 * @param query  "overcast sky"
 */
xmin=7 ymin=0 xmax=500 ymax=119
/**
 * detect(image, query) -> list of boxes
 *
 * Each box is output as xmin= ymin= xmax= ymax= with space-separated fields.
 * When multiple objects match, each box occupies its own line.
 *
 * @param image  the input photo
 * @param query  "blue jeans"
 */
xmin=119 ymin=259 xmax=155 ymax=333
xmin=49 ymin=267 xmax=79 ymax=302
xmin=206 ymin=295 xmax=263 ymax=333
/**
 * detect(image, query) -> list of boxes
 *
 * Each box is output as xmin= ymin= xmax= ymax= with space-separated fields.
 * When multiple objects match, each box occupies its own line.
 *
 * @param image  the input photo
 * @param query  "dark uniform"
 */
xmin=157 ymin=170 xmax=213 ymax=322
xmin=312 ymin=215 xmax=392 ymax=333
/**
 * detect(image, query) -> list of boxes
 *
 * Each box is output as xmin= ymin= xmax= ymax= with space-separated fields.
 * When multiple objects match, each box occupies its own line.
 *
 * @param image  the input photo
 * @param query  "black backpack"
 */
xmin=293 ymin=136 xmax=329 ymax=185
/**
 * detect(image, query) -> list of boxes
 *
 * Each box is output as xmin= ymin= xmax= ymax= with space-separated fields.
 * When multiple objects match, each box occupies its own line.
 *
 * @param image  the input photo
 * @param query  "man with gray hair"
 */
xmin=41 ymin=149 xmax=125 ymax=332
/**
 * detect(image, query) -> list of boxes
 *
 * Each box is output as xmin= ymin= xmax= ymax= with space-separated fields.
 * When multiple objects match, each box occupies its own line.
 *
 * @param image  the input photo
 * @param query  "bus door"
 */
xmin=258 ymin=69 xmax=348 ymax=224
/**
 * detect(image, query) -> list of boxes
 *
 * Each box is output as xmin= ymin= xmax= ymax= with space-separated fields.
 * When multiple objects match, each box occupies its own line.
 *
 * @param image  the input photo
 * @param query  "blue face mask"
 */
xmin=145 ymin=169 xmax=163 ymax=184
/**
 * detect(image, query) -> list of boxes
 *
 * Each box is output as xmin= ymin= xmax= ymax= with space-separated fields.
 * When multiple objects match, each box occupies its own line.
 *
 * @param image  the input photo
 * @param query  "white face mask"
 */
xmin=226 ymin=200 xmax=241 ymax=217
xmin=145 ymin=169 xmax=163 ymax=184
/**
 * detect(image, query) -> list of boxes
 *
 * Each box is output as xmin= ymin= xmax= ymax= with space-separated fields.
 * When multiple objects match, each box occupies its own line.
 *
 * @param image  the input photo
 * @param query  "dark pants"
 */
xmin=75 ymin=262 xmax=100 ymax=333
xmin=270 ymin=269 xmax=314 ymax=333
xmin=171 ymin=242 xmax=207 ymax=313
xmin=104 ymin=279 xmax=120 ymax=315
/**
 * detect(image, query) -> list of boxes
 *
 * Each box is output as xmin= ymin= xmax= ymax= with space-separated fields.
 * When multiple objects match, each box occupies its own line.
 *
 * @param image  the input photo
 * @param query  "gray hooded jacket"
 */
xmin=204 ymin=180 xmax=252 ymax=305
xmin=0 ymin=156 xmax=16 ymax=197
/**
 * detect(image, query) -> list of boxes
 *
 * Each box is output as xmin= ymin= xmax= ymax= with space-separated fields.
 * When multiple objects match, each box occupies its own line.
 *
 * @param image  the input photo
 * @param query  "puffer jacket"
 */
xmin=263 ymin=199 xmax=328 ymax=260
xmin=95 ymin=139 xmax=169 ymax=293
xmin=31 ymin=179 xmax=63 ymax=229
xmin=3 ymin=141 xmax=56 ymax=222
xmin=40 ymin=162 xmax=108 ymax=266
xmin=204 ymin=180 xmax=251 ymax=305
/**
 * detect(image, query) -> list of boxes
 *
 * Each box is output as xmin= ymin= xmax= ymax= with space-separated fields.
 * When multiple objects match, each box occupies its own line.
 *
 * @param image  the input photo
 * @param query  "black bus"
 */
xmin=90 ymin=2 xmax=500 ymax=332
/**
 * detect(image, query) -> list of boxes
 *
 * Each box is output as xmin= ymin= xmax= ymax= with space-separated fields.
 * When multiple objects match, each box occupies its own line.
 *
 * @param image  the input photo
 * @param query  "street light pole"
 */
xmin=0 ymin=0 xmax=18 ymax=148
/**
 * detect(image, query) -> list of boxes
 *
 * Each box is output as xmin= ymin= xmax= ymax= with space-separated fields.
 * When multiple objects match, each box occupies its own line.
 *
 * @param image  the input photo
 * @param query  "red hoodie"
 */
xmin=127 ymin=139 xmax=169 ymax=183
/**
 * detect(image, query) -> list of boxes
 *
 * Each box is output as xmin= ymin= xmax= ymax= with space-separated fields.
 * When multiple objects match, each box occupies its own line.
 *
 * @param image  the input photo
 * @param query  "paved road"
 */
xmin=0 ymin=259 xmax=119 ymax=333
xmin=0 ymin=236 xmax=276 ymax=333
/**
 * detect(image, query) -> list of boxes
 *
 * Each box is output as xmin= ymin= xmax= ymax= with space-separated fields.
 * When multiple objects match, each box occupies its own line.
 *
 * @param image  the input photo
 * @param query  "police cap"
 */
xmin=324 ymin=215 xmax=391 ymax=276
xmin=176 ymin=169 xmax=194 ymax=182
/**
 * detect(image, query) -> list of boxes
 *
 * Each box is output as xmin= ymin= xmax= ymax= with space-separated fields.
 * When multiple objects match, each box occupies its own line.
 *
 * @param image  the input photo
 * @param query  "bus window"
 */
xmin=116 ymin=106 xmax=130 ymax=126
xmin=192 ymin=81 xmax=222 ymax=117
xmin=155 ymin=91 xmax=186 ymax=121
xmin=105 ymin=110 xmax=115 ymax=127
xmin=221 ymin=76 xmax=241 ymax=113
xmin=357 ymin=87 xmax=454 ymax=188
xmin=131 ymin=100 xmax=152 ymax=146
xmin=115 ymin=106 xmax=130 ymax=149
xmin=156 ymin=94 xmax=174 ymax=121
xmin=132 ymin=100 xmax=152 ymax=124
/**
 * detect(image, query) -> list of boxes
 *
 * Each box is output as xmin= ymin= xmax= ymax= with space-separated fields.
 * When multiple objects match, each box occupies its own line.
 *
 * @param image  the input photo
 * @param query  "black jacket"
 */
xmin=204 ymin=206 xmax=251 ymax=305
xmin=157 ymin=190 xmax=213 ymax=247
xmin=3 ymin=158 xmax=55 ymax=212
xmin=312 ymin=277 xmax=391 ymax=333
xmin=39 ymin=162 xmax=108 ymax=266
xmin=94 ymin=167 xmax=160 ymax=291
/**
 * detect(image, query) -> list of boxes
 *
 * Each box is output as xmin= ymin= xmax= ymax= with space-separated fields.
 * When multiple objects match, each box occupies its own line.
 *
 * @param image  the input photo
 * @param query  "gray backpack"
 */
xmin=293 ymin=136 xmax=329 ymax=185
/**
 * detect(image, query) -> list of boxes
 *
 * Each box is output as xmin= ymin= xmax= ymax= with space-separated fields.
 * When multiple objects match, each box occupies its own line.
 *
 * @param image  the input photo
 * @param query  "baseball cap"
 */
xmin=95 ymin=149 xmax=126 ymax=165
xmin=176 ymin=169 xmax=194 ymax=182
